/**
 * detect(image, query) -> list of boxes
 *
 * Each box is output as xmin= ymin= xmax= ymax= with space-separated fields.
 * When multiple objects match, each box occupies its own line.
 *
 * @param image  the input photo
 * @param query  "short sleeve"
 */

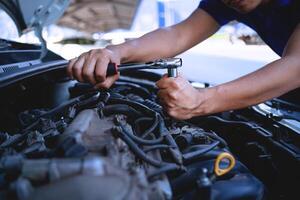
xmin=198 ymin=0 xmax=238 ymax=26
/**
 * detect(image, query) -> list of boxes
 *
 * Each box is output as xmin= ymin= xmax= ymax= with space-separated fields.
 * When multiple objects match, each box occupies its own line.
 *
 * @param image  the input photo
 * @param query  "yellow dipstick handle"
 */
xmin=214 ymin=152 xmax=236 ymax=176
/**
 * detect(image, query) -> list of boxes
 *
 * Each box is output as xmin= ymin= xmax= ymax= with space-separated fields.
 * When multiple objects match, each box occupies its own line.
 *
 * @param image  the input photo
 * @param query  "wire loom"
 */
xmin=0 ymin=90 xmax=226 ymax=167
xmin=0 ymin=84 xmax=264 ymax=200
xmin=99 ymin=91 xmax=228 ymax=180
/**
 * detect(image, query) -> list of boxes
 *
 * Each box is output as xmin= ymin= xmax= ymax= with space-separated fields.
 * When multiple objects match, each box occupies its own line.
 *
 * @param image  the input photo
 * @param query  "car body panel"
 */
xmin=0 ymin=1 xmax=299 ymax=200
xmin=0 ymin=0 xmax=69 ymax=35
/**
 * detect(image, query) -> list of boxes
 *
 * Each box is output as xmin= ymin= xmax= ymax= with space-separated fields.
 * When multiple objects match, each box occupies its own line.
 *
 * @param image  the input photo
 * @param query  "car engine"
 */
xmin=0 ymin=69 xmax=299 ymax=200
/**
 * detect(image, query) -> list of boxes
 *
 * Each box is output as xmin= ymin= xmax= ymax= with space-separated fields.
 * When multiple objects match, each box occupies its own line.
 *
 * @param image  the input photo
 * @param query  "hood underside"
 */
xmin=57 ymin=0 xmax=141 ymax=33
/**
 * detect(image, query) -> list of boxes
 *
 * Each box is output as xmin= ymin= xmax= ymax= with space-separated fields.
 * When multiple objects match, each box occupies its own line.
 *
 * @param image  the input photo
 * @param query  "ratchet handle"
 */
xmin=106 ymin=63 xmax=118 ymax=76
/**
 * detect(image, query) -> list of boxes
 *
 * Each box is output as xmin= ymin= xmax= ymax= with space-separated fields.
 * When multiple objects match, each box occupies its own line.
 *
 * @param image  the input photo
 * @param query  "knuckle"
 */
xmin=72 ymin=69 xmax=82 ymax=82
xmin=101 ymin=49 xmax=111 ymax=59
xmin=169 ymin=92 xmax=177 ymax=100
xmin=171 ymin=81 xmax=179 ymax=89
xmin=72 ymin=64 xmax=81 ymax=74
xmin=73 ymin=63 xmax=82 ymax=72
xmin=82 ymin=70 xmax=91 ymax=79
xmin=166 ymin=101 xmax=174 ymax=107
xmin=66 ymin=65 xmax=72 ymax=74
xmin=95 ymin=74 xmax=105 ymax=82
xmin=102 ymin=85 xmax=110 ymax=90
xmin=89 ymin=49 xmax=97 ymax=55
xmin=160 ymin=93 xmax=168 ymax=101
xmin=167 ymin=109 xmax=176 ymax=117
xmin=102 ymin=48 xmax=110 ymax=54
xmin=89 ymin=49 xmax=101 ymax=58
xmin=78 ymin=53 xmax=86 ymax=59
xmin=100 ymin=82 xmax=110 ymax=89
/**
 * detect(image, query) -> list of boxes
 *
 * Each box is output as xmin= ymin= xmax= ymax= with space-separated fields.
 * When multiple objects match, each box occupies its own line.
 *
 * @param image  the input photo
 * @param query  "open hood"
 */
xmin=0 ymin=0 xmax=140 ymax=35
xmin=57 ymin=0 xmax=141 ymax=33
xmin=0 ymin=0 xmax=70 ymax=58
xmin=0 ymin=0 xmax=70 ymax=35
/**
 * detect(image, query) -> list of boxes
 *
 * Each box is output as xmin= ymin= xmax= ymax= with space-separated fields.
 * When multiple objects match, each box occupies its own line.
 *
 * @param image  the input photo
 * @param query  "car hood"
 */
xmin=0 ymin=0 xmax=298 ymax=112
xmin=0 ymin=0 xmax=140 ymax=35
xmin=0 ymin=39 xmax=68 ymax=88
xmin=0 ymin=0 xmax=69 ymax=35
xmin=57 ymin=0 xmax=141 ymax=33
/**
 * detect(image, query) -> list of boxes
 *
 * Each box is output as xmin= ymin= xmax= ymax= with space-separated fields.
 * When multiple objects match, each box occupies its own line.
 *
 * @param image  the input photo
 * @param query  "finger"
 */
xmin=157 ymin=93 xmax=167 ymax=107
xmin=157 ymin=89 xmax=168 ymax=101
xmin=94 ymin=57 xmax=110 ymax=82
xmin=165 ymin=107 xmax=189 ymax=120
xmin=156 ymin=74 xmax=168 ymax=89
xmin=157 ymin=89 xmax=176 ymax=108
xmin=67 ymin=57 xmax=78 ymax=78
xmin=160 ymin=99 xmax=176 ymax=108
xmin=158 ymin=88 xmax=178 ymax=101
xmin=156 ymin=76 xmax=179 ymax=90
xmin=164 ymin=107 xmax=178 ymax=118
xmin=82 ymin=56 xmax=97 ymax=85
xmin=94 ymin=74 xmax=119 ymax=89
xmin=72 ymin=54 xmax=87 ymax=82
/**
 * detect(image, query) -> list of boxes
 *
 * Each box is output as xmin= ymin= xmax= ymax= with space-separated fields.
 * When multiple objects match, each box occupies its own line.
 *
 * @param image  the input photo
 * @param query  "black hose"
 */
xmin=42 ymin=92 xmax=99 ymax=118
xmin=207 ymin=116 xmax=264 ymax=132
xmin=157 ymin=115 xmax=183 ymax=165
xmin=182 ymin=141 xmax=220 ymax=162
xmin=148 ymin=164 xmax=186 ymax=180
xmin=108 ymin=96 xmax=164 ymax=139
xmin=204 ymin=131 xmax=228 ymax=148
xmin=120 ymin=124 xmax=164 ymax=145
xmin=143 ymin=144 xmax=173 ymax=153
xmin=112 ymin=81 xmax=151 ymax=98
xmin=133 ymin=115 xmax=159 ymax=139
xmin=112 ymin=126 xmax=164 ymax=167
xmin=133 ymin=117 xmax=152 ymax=136
xmin=1 ymin=92 xmax=101 ymax=149
xmin=108 ymin=97 xmax=156 ymax=117
xmin=103 ymin=103 xmax=160 ymax=142
xmin=140 ymin=114 xmax=159 ymax=138
xmin=102 ymin=104 xmax=143 ymax=118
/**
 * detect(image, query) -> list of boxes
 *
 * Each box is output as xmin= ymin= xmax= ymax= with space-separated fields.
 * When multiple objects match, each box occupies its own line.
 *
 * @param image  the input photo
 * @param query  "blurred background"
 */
xmin=0 ymin=0 xmax=279 ymax=85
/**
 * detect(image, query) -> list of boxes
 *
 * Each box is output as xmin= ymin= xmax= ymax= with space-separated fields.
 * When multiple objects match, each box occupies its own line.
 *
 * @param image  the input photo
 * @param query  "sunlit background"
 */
xmin=0 ymin=0 xmax=279 ymax=85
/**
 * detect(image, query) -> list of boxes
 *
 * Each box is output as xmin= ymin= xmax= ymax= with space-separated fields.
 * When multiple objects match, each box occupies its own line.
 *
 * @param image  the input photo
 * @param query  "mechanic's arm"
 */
xmin=67 ymin=9 xmax=219 ymax=88
xmin=157 ymin=24 xmax=300 ymax=120
xmin=113 ymin=9 xmax=219 ymax=63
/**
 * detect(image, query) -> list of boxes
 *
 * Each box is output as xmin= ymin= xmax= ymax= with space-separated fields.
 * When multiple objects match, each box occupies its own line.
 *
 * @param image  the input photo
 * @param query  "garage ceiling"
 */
xmin=57 ymin=0 xmax=141 ymax=33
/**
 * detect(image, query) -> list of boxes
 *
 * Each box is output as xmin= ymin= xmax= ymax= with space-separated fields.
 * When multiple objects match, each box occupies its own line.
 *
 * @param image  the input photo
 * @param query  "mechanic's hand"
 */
xmin=67 ymin=47 xmax=121 ymax=89
xmin=156 ymin=74 xmax=202 ymax=120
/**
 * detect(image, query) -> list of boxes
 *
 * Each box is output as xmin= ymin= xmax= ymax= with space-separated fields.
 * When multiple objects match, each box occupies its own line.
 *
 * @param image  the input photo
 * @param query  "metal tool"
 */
xmin=106 ymin=58 xmax=182 ymax=78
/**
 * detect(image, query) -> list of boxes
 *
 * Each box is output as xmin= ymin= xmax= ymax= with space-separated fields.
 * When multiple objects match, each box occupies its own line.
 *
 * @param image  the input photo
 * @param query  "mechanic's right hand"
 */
xmin=67 ymin=48 xmax=121 ymax=89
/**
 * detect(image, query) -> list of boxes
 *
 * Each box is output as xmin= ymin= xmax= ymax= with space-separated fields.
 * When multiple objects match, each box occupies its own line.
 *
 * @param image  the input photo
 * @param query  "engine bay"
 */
xmin=0 ymin=69 xmax=299 ymax=200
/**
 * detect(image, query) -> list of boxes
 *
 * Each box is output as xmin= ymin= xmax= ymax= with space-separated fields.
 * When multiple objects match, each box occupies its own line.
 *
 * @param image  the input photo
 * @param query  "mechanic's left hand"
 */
xmin=156 ymin=74 xmax=203 ymax=120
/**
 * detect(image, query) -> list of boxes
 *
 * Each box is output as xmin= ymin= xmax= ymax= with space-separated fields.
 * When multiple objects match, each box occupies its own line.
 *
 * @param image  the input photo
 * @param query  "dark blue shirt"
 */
xmin=198 ymin=0 xmax=300 ymax=56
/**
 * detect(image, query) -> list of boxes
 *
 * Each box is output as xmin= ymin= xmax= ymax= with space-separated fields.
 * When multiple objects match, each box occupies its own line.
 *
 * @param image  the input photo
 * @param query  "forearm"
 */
xmin=107 ymin=9 xmax=219 ymax=63
xmin=198 ymin=56 xmax=300 ymax=115
xmin=108 ymin=27 xmax=186 ymax=63
xmin=155 ymin=25 xmax=300 ymax=120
